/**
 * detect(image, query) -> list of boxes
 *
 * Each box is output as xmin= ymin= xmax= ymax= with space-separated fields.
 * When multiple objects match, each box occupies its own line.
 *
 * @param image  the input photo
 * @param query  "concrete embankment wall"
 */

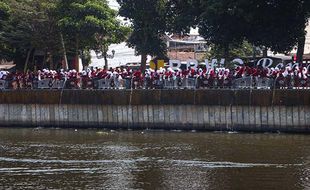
xmin=0 ymin=90 xmax=309 ymax=132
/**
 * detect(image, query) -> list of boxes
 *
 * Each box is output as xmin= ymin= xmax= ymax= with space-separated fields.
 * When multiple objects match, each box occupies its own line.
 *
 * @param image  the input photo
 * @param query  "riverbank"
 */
xmin=0 ymin=89 xmax=309 ymax=132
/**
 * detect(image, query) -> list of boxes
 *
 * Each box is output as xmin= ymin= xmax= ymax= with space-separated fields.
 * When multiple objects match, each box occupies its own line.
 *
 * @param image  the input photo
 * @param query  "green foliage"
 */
xmin=0 ymin=0 xmax=127 ymax=69
xmin=244 ymin=0 xmax=307 ymax=53
xmin=199 ymin=0 xmax=249 ymax=49
xmin=0 ymin=1 xmax=11 ymax=60
xmin=198 ymin=0 xmax=309 ymax=56
xmin=205 ymin=41 xmax=255 ymax=60
xmin=1 ymin=0 xmax=309 ymax=70
xmin=0 ymin=0 xmax=62 ymax=68
xmin=94 ymin=22 xmax=131 ymax=69
xmin=57 ymin=0 xmax=114 ymax=34
xmin=0 ymin=2 xmax=10 ymax=22
xmin=117 ymin=0 xmax=169 ymax=70
xmin=166 ymin=0 xmax=200 ymax=34
xmin=56 ymin=0 xmax=127 ymax=68
xmin=80 ymin=49 xmax=92 ymax=66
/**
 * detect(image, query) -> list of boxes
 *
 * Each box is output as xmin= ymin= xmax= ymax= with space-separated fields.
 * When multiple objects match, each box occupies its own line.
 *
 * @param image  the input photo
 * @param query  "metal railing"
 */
xmin=0 ymin=77 xmax=309 ymax=90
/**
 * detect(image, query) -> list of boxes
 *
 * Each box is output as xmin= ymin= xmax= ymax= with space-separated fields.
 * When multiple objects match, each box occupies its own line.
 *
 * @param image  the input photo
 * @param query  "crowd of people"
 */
xmin=0 ymin=65 xmax=309 ymax=89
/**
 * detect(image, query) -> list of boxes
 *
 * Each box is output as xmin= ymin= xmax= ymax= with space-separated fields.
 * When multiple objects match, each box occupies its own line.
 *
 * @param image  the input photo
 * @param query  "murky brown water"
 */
xmin=0 ymin=128 xmax=309 ymax=190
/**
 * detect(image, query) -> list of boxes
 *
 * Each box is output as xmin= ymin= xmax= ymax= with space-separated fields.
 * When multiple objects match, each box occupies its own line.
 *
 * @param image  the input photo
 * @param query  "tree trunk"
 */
xmin=31 ymin=50 xmax=35 ymax=71
xmin=49 ymin=55 xmax=54 ymax=70
xmin=60 ymin=33 xmax=69 ymax=70
xmin=141 ymin=54 xmax=147 ymax=72
xmin=224 ymin=45 xmax=229 ymax=60
xmin=252 ymin=44 xmax=256 ymax=58
xmin=24 ymin=48 xmax=33 ymax=72
xmin=42 ymin=52 xmax=46 ymax=69
xmin=104 ymin=54 xmax=108 ymax=70
xmin=103 ymin=46 xmax=108 ymax=70
xmin=296 ymin=35 xmax=305 ymax=64
xmin=80 ymin=51 xmax=87 ymax=70
xmin=263 ymin=47 xmax=268 ymax=57
xmin=75 ymin=35 xmax=80 ymax=71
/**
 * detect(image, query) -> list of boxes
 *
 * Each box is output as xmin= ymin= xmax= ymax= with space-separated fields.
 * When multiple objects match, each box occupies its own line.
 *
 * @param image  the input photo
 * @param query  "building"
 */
xmin=166 ymin=33 xmax=208 ymax=62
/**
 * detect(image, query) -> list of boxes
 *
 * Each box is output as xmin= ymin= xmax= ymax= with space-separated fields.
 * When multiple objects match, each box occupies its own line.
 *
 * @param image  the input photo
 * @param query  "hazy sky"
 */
xmin=108 ymin=0 xmax=119 ymax=10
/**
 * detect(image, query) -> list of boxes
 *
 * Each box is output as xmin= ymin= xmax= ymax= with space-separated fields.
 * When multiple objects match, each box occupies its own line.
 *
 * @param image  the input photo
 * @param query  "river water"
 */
xmin=0 ymin=128 xmax=309 ymax=190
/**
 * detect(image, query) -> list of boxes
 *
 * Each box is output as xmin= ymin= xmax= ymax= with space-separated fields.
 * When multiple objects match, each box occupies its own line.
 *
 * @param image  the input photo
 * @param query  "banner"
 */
xmin=164 ymin=57 xmax=310 ymax=70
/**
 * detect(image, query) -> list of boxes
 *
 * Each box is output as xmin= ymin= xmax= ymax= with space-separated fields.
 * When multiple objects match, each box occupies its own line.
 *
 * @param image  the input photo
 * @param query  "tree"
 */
xmin=117 ymin=0 xmax=168 ymax=72
xmin=0 ymin=0 xmax=127 ymax=71
xmin=0 ymin=0 xmax=63 ymax=69
xmin=0 ymin=1 xmax=11 ymax=60
xmin=198 ymin=0 xmax=249 ymax=59
xmin=0 ymin=2 xmax=9 ymax=24
xmin=244 ymin=0 xmax=307 ymax=56
xmin=56 ymin=0 xmax=118 ymax=70
xmin=295 ymin=0 xmax=310 ymax=63
xmin=94 ymin=23 xmax=131 ymax=69
xmin=166 ymin=0 xmax=200 ymax=34
xmin=198 ymin=0 xmax=310 ymax=59
xmin=205 ymin=41 xmax=254 ymax=61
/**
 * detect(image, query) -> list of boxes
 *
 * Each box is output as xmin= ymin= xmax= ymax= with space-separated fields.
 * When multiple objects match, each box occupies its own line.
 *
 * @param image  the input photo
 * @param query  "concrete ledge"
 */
xmin=0 ymin=104 xmax=308 ymax=133
xmin=0 ymin=89 xmax=309 ymax=106
xmin=0 ymin=90 xmax=309 ymax=133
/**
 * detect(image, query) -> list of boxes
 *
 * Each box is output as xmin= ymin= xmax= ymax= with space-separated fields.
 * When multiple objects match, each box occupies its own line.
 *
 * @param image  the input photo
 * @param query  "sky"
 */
xmin=108 ymin=0 xmax=120 ymax=10
xmin=107 ymin=0 xmax=199 ymax=35
xmin=90 ymin=0 xmax=148 ymax=68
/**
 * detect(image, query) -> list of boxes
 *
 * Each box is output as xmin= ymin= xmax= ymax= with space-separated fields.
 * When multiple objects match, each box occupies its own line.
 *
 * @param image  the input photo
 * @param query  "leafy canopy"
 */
xmin=117 ymin=0 xmax=168 ymax=59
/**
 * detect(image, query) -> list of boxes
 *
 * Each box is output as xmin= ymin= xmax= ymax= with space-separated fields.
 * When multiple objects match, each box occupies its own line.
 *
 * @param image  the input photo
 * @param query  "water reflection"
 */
xmin=0 ymin=128 xmax=309 ymax=189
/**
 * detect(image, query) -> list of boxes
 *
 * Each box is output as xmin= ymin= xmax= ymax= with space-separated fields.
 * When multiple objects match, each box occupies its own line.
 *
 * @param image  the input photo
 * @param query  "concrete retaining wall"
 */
xmin=0 ymin=90 xmax=309 ymax=132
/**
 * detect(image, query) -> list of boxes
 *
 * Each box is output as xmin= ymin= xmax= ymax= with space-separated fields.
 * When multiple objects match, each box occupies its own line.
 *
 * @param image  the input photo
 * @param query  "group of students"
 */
xmin=0 ymin=65 xmax=309 ymax=89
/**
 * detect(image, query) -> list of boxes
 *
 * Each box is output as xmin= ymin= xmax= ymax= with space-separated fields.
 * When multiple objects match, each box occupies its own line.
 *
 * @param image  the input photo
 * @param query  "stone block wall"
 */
xmin=0 ymin=89 xmax=309 ymax=132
